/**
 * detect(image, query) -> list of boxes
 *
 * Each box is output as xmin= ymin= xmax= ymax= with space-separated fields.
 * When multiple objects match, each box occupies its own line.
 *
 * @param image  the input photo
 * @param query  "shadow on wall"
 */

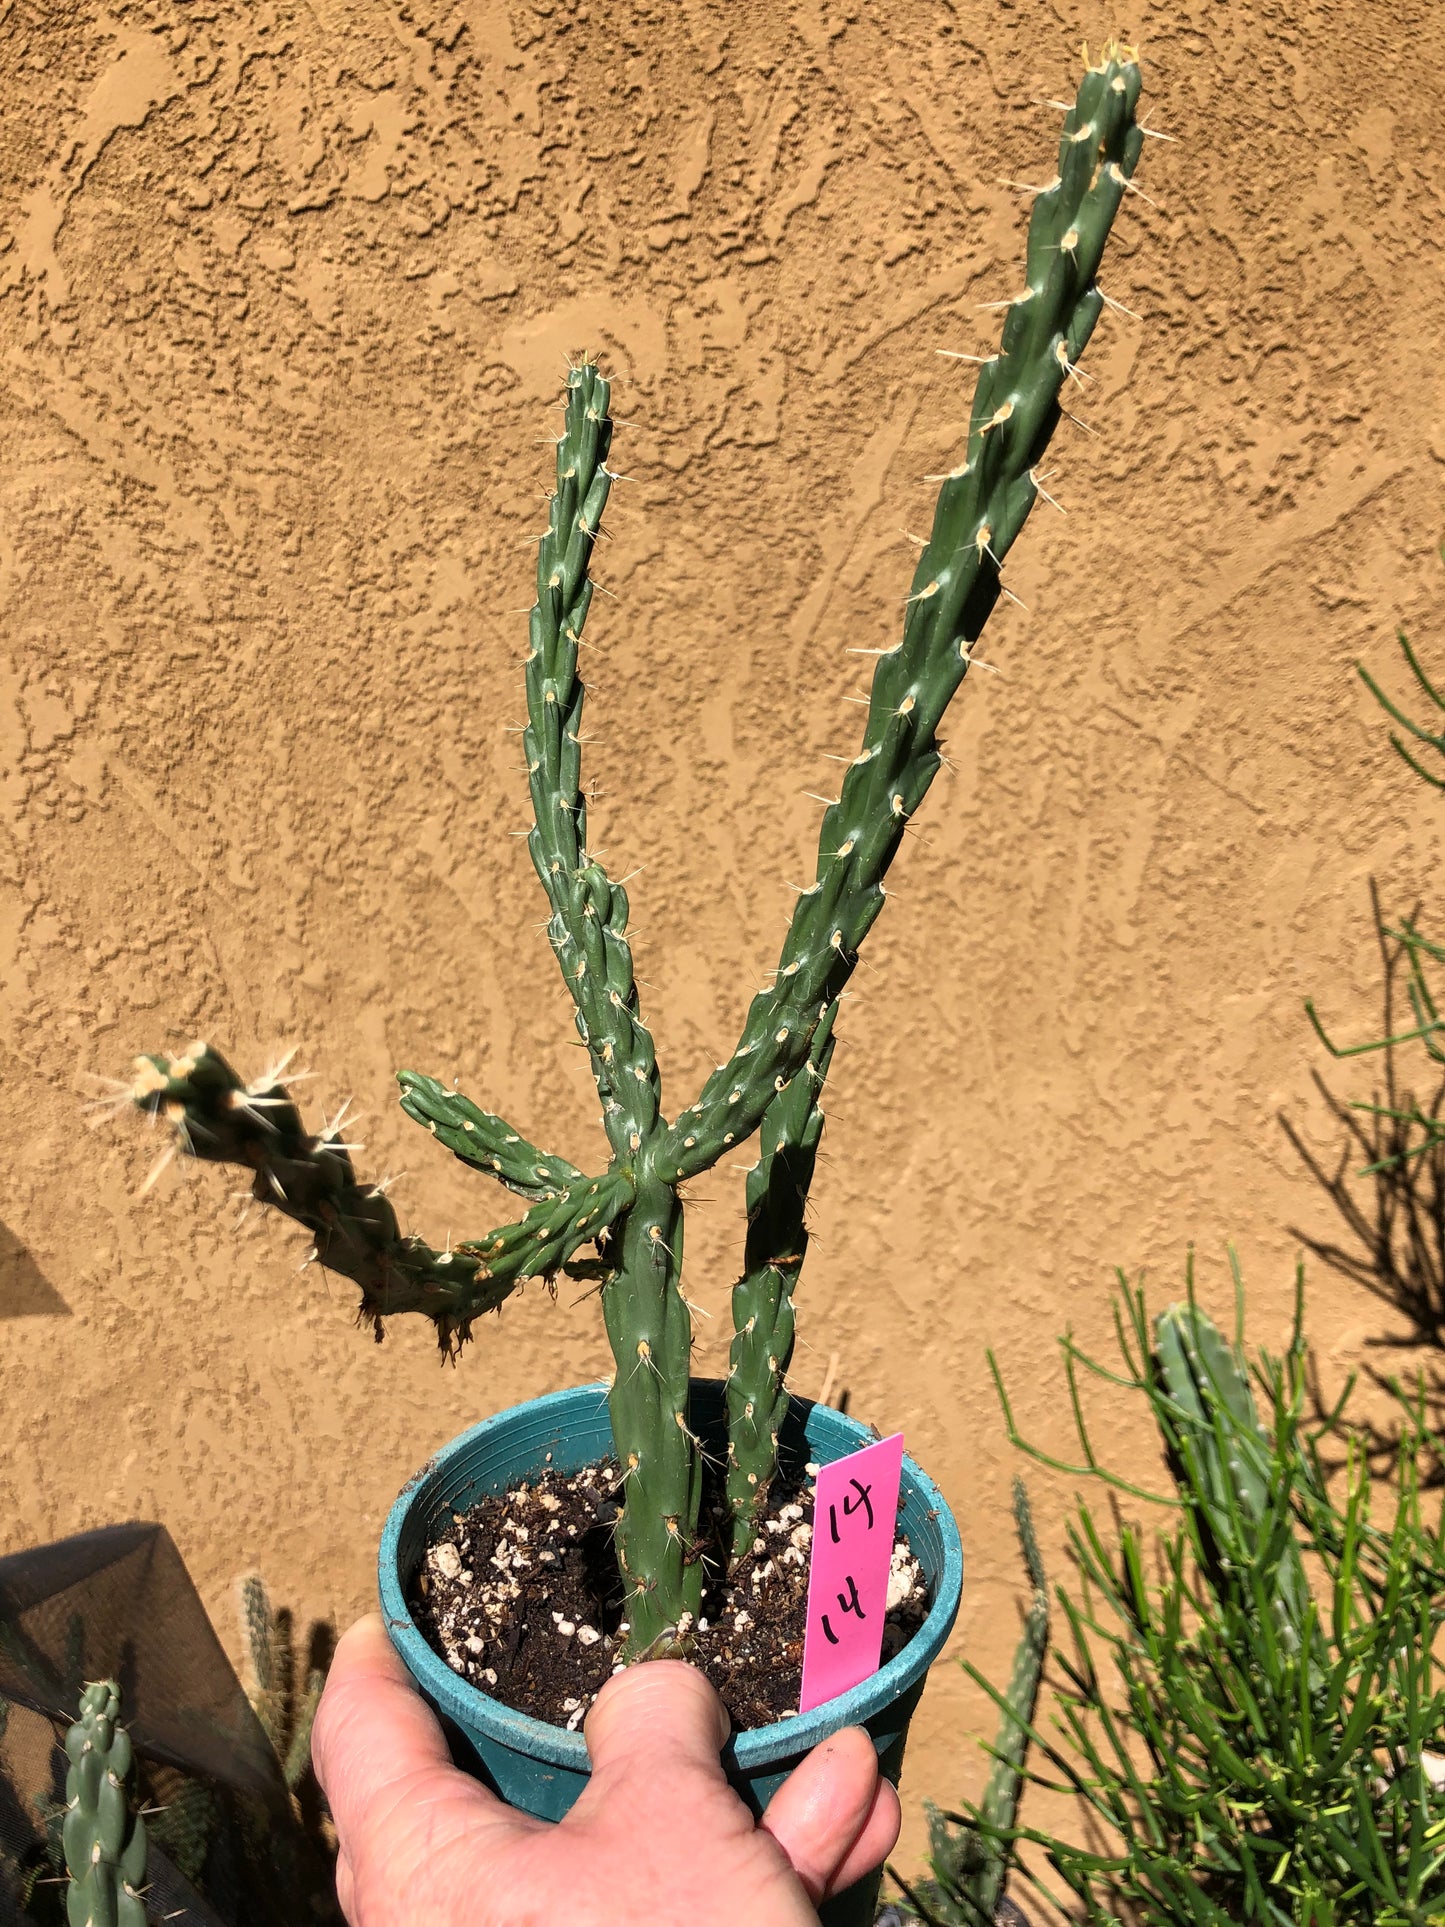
xmin=0 ymin=1222 xmax=68 ymax=1319
xmin=1280 ymin=879 xmax=1445 ymax=1479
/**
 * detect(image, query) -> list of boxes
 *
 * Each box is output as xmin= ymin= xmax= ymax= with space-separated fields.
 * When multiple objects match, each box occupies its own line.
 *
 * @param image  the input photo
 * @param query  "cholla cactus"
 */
xmin=903 ymin=1479 xmax=1049 ymax=1926
xmin=62 ymin=1680 xmax=147 ymax=1927
xmin=127 ymin=46 xmax=1148 ymax=1653
xmin=237 ymin=1573 xmax=327 ymax=1799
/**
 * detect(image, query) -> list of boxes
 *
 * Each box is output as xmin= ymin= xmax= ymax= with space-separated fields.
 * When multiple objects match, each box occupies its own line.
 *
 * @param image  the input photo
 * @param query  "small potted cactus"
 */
xmin=122 ymin=43 xmax=1148 ymax=1922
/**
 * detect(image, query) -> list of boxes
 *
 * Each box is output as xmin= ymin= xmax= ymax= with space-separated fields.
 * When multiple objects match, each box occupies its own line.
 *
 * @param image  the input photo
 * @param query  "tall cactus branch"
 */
xmin=656 ymin=52 xmax=1145 ymax=1189
xmin=130 ymin=1045 xmax=629 ymax=1353
xmin=602 ymin=1159 xmax=705 ymax=1642
xmin=724 ymin=997 xmax=838 ymax=1565
xmin=524 ymin=364 xmax=662 ymax=1165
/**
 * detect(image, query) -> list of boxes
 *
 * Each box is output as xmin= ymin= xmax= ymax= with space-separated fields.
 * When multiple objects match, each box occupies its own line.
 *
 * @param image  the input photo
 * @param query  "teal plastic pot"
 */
xmin=379 ymin=1379 xmax=963 ymax=1926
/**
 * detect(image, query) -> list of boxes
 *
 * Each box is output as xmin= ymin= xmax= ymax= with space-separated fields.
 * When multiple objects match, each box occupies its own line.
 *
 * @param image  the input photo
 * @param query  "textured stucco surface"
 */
xmin=3 ymin=0 xmax=1445 ymax=1889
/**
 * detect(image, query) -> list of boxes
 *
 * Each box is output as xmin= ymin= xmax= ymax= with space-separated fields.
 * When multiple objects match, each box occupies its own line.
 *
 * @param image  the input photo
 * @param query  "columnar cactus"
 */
xmin=1153 ymin=1299 xmax=1326 ymax=1680
xmin=62 ymin=1680 xmax=147 ymax=1927
xmin=128 ymin=46 xmax=1147 ymax=1653
xmin=913 ymin=1479 xmax=1050 ymax=1926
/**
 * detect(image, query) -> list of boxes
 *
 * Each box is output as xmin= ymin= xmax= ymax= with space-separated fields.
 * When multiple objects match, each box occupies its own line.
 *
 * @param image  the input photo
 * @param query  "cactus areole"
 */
xmin=129 ymin=48 xmax=1146 ymax=1659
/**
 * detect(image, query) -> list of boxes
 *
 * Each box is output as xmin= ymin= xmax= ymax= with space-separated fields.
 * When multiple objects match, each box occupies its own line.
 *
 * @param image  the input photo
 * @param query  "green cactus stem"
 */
xmin=723 ymin=997 xmax=838 ymax=1565
xmin=521 ymin=363 xmax=662 ymax=1169
xmin=906 ymin=1479 xmax=1049 ymax=1926
xmin=238 ymin=1573 xmax=327 ymax=1797
xmin=396 ymin=1072 xmax=586 ymax=1199
xmin=652 ymin=49 xmax=1146 ymax=1193
xmin=63 ymin=1679 xmax=147 ymax=1927
xmin=599 ymin=1161 xmax=705 ymax=1638
xmin=128 ymin=46 xmax=1147 ymax=1657
xmin=130 ymin=1045 xmax=629 ymax=1354
xmin=1152 ymin=1296 xmax=1325 ymax=1680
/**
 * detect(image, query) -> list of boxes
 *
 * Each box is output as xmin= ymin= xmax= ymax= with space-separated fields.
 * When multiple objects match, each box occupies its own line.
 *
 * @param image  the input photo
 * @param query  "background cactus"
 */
xmin=1151 ymin=1295 xmax=1326 ymax=1684
xmin=236 ymin=1574 xmax=328 ymax=1805
xmin=979 ymin=1269 xmax=1445 ymax=1923
xmin=129 ymin=45 xmax=1147 ymax=1654
xmin=61 ymin=1680 xmax=146 ymax=1927
xmin=893 ymin=1479 xmax=1049 ymax=1926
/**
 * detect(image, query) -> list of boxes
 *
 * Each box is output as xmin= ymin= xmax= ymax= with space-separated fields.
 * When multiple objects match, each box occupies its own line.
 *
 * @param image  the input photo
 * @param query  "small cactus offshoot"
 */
xmin=62 ymin=1680 xmax=147 ymax=1927
xmin=894 ymin=1480 xmax=1049 ymax=1926
xmin=126 ymin=46 xmax=1148 ymax=1655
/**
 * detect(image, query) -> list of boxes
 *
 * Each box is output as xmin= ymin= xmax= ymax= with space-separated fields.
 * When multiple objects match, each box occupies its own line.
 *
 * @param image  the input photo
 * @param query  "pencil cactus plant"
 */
xmin=978 ymin=1268 xmax=1445 ymax=1923
xmin=125 ymin=45 xmax=1148 ymax=1655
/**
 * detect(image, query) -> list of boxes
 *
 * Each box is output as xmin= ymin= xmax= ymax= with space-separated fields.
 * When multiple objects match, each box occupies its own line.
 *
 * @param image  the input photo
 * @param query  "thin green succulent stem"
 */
xmin=976 ymin=1266 xmax=1445 ymax=1925
xmin=130 ymin=1045 xmax=630 ymax=1353
xmin=1152 ymin=1297 xmax=1326 ymax=1684
xmin=657 ymin=50 xmax=1146 ymax=1189
xmin=524 ymin=362 xmax=662 ymax=1163
xmin=914 ymin=1477 xmax=1050 ymax=1925
xmin=396 ymin=1072 xmax=585 ymax=1199
xmin=63 ymin=1680 xmax=147 ymax=1927
xmin=601 ymin=1158 xmax=704 ymax=1650
xmin=723 ymin=997 xmax=838 ymax=1566
xmin=978 ymin=1479 xmax=1049 ymax=1826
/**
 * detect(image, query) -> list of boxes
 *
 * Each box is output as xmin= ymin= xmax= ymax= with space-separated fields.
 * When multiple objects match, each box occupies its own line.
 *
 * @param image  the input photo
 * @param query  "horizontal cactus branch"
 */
xmin=397 ymin=1071 xmax=586 ymax=1199
xmin=125 ymin=46 xmax=1147 ymax=1657
xmin=130 ymin=1045 xmax=629 ymax=1354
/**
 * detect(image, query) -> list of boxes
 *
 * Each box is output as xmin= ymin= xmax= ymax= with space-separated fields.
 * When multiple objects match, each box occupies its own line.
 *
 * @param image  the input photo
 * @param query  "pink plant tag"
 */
xmin=799 ymin=1432 xmax=905 ymax=1714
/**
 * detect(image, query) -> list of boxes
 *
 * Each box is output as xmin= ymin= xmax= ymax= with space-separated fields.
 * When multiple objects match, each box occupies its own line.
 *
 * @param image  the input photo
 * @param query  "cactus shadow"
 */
xmin=0 ymin=1221 xmax=69 ymax=1319
xmin=1279 ymin=880 xmax=1445 ymax=1475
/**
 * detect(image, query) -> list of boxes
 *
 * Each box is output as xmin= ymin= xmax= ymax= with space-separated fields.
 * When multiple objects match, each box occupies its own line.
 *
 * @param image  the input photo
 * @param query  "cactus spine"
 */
xmin=62 ymin=1680 xmax=147 ymax=1927
xmin=129 ymin=47 xmax=1147 ymax=1655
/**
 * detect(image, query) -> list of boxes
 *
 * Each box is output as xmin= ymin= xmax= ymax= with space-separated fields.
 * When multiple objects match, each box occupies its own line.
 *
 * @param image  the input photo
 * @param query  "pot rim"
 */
xmin=379 ymin=1378 xmax=964 ymax=1772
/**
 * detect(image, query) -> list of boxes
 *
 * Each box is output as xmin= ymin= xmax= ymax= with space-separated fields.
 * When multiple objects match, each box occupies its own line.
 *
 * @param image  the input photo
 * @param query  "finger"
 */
xmin=582 ymin=1658 xmax=730 ymax=1798
xmin=759 ymin=1725 xmax=894 ymax=1904
xmin=333 ymin=1848 xmax=355 ymax=1924
xmin=311 ymin=1614 xmax=501 ymax=1847
xmin=820 ymin=1775 xmax=901 ymax=1900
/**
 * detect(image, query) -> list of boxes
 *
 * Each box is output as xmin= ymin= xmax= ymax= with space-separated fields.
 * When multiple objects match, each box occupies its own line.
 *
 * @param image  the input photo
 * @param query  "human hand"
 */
xmin=311 ymin=1613 xmax=901 ymax=1926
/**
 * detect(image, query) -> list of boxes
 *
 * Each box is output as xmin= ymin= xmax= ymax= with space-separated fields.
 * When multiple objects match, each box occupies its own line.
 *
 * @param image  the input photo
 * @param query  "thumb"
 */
xmin=581 ymin=1658 xmax=731 ymax=1801
xmin=311 ymin=1614 xmax=503 ymax=1848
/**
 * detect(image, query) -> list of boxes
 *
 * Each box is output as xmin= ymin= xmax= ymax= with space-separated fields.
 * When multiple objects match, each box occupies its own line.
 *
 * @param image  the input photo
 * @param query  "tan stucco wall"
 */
xmin=4 ymin=0 xmax=1444 ymax=1890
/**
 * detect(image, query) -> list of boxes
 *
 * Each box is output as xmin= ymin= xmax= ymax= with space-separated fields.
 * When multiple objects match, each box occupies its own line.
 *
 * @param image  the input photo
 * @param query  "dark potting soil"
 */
xmin=407 ymin=1453 xmax=930 ymax=1733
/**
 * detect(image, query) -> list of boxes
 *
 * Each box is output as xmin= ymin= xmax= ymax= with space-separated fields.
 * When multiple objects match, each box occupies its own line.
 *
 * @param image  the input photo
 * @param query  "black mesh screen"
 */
xmin=0 ymin=1524 xmax=340 ymax=1926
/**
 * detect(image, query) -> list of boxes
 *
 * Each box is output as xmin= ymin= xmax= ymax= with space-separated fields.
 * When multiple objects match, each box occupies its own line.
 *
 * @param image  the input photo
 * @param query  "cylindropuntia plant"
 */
xmin=62 ymin=1680 xmax=147 ymax=1927
xmin=891 ymin=1478 xmax=1050 ymax=1926
xmin=123 ymin=45 xmax=1149 ymax=1658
